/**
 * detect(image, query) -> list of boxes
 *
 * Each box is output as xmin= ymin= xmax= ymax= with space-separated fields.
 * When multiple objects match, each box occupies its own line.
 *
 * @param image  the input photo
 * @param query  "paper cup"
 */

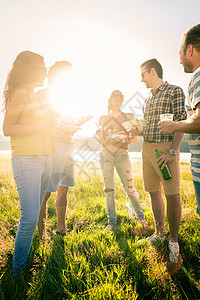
xmin=160 ymin=113 xmax=173 ymax=121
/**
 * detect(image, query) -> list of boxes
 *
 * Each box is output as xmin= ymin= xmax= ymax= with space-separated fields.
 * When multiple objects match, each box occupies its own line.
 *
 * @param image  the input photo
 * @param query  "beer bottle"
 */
xmin=155 ymin=149 xmax=172 ymax=180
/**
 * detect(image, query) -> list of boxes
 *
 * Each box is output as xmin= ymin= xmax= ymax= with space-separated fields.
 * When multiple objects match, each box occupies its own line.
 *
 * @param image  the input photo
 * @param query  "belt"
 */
xmin=144 ymin=140 xmax=173 ymax=143
xmin=144 ymin=140 xmax=156 ymax=143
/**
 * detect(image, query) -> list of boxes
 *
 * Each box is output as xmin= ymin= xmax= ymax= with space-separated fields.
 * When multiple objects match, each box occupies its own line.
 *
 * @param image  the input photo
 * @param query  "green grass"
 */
xmin=0 ymin=158 xmax=200 ymax=299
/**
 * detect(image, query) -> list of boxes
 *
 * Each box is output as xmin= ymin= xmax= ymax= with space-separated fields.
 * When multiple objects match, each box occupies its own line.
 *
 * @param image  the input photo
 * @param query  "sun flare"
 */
xmin=49 ymin=70 xmax=84 ymax=122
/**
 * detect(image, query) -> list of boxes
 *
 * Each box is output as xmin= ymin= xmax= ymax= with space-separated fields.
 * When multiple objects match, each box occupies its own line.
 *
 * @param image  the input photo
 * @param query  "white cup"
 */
xmin=160 ymin=113 xmax=173 ymax=121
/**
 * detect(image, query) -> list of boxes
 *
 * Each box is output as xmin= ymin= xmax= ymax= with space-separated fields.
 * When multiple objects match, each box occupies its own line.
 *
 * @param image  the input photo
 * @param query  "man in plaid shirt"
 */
xmin=137 ymin=59 xmax=187 ymax=265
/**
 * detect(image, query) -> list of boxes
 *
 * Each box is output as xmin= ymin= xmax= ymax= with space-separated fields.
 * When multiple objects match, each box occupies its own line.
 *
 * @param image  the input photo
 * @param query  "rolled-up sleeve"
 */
xmin=171 ymin=86 xmax=187 ymax=121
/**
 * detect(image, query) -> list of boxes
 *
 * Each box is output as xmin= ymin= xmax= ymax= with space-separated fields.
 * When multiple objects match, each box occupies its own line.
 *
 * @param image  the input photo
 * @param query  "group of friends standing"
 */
xmin=2 ymin=24 xmax=200 ymax=277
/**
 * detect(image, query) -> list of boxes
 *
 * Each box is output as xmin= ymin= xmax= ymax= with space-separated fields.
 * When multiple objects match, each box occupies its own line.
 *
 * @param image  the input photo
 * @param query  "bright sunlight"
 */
xmin=49 ymin=69 xmax=88 ymax=122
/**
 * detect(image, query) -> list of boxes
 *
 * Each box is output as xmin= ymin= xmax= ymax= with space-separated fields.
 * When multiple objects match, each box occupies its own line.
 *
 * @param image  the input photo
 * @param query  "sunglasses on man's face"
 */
xmin=141 ymin=70 xmax=150 ymax=79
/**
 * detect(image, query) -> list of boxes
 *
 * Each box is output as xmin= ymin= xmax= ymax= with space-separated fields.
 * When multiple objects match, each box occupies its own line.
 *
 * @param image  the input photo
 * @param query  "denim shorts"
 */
xmin=47 ymin=142 xmax=75 ymax=192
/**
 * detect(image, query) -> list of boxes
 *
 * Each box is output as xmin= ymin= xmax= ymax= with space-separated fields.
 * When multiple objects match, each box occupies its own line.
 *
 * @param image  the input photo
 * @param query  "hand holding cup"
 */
xmin=158 ymin=114 xmax=175 ymax=135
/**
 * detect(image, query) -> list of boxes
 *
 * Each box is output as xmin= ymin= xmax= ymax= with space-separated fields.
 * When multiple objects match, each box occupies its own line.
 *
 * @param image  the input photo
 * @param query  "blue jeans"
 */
xmin=193 ymin=181 xmax=200 ymax=216
xmin=12 ymin=155 xmax=51 ymax=275
xmin=99 ymin=148 xmax=144 ymax=226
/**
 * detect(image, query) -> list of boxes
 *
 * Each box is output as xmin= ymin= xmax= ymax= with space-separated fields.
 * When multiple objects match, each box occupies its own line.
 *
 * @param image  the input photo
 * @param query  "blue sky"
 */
xmin=0 ymin=0 xmax=200 ymax=136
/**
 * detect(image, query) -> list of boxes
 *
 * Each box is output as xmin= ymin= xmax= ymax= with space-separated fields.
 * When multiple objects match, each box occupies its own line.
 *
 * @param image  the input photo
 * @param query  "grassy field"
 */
xmin=0 ymin=156 xmax=200 ymax=299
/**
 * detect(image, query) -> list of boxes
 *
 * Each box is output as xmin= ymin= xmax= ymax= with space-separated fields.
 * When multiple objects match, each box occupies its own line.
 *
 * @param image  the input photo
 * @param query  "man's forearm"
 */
xmin=173 ymin=117 xmax=200 ymax=134
xmin=171 ymin=132 xmax=184 ymax=151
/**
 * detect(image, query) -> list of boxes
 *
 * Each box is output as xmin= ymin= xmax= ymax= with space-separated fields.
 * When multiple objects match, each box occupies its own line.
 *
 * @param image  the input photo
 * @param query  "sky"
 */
xmin=0 ymin=0 xmax=200 ymax=137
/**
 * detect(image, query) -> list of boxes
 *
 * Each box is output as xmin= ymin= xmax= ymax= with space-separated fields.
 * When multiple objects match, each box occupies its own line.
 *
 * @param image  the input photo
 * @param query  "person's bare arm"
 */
xmin=3 ymin=89 xmax=53 ymax=137
xmin=156 ymin=132 xmax=184 ymax=169
xmin=125 ymin=113 xmax=138 ymax=143
xmin=97 ymin=116 xmax=107 ymax=145
xmin=158 ymin=107 xmax=200 ymax=134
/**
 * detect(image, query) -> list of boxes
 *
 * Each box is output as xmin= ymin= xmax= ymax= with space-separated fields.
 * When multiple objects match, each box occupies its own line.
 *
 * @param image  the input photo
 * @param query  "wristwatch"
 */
xmin=169 ymin=149 xmax=176 ymax=155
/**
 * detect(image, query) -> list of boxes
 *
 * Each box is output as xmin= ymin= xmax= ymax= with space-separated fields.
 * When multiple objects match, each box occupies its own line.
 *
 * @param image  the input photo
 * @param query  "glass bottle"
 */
xmin=155 ymin=149 xmax=172 ymax=180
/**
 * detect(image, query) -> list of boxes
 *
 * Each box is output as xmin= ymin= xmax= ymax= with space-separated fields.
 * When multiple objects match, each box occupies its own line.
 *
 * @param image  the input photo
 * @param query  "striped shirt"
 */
xmin=188 ymin=67 xmax=200 ymax=182
xmin=143 ymin=81 xmax=187 ymax=142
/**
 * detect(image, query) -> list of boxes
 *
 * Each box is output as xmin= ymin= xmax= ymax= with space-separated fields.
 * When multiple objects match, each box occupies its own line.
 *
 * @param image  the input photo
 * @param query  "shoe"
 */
xmin=138 ymin=232 xmax=165 ymax=244
xmin=105 ymin=225 xmax=116 ymax=232
xmin=168 ymin=240 xmax=180 ymax=264
xmin=148 ymin=232 xmax=165 ymax=244
xmin=139 ymin=219 xmax=151 ymax=232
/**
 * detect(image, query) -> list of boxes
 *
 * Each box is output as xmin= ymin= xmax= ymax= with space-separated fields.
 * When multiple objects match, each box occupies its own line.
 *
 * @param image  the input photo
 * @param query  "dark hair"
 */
xmin=107 ymin=90 xmax=124 ymax=114
xmin=140 ymin=58 xmax=163 ymax=79
xmin=3 ymin=51 xmax=44 ymax=111
xmin=183 ymin=24 xmax=200 ymax=54
xmin=48 ymin=61 xmax=72 ymax=84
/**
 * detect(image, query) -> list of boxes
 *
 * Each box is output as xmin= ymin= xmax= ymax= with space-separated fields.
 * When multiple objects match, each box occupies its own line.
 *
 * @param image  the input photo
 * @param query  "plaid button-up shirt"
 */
xmin=143 ymin=81 xmax=187 ymax=142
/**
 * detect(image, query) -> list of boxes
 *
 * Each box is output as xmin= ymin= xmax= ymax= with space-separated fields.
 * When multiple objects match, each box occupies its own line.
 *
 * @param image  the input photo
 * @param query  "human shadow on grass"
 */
xmin=146 ymin=234 xmax=200 ymax=299
xmin=38 ymin=234 xmax=67 ymax=300
xmin=179 ymin=236 xmax=200 ymax=281
xmin=113 ymin=215 xmax=199 ymax=299
xmin=122 ymin=215 xmax=200 ymax=300
xmin=0 ymin=235 xmax=41 ymax=300
xmin=172 ymin=268 xmax=200 ymax=300
xmin=111 ymin=215 xmax=159 ymax=299
xmin=170 ymin=236 xmax=200 ymax=300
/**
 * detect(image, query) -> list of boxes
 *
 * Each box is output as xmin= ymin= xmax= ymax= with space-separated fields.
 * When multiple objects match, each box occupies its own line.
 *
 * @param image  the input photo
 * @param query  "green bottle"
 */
xmin=155 ymin=149 xmax=172 ymax=180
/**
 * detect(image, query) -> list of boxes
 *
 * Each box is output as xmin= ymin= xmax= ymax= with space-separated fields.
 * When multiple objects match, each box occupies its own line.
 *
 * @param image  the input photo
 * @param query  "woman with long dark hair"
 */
xmin=3 ymin=51 xmax=56 ymax=276
xmin=97 ymin=90 xmax=149 ymax=232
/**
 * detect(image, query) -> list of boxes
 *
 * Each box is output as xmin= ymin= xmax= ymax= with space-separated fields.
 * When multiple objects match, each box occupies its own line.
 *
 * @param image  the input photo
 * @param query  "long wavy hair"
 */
xmin=2 ymin=51 xmax=45 ymax=111
xmin=107 ymin=90 xmax=124 ymax=114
